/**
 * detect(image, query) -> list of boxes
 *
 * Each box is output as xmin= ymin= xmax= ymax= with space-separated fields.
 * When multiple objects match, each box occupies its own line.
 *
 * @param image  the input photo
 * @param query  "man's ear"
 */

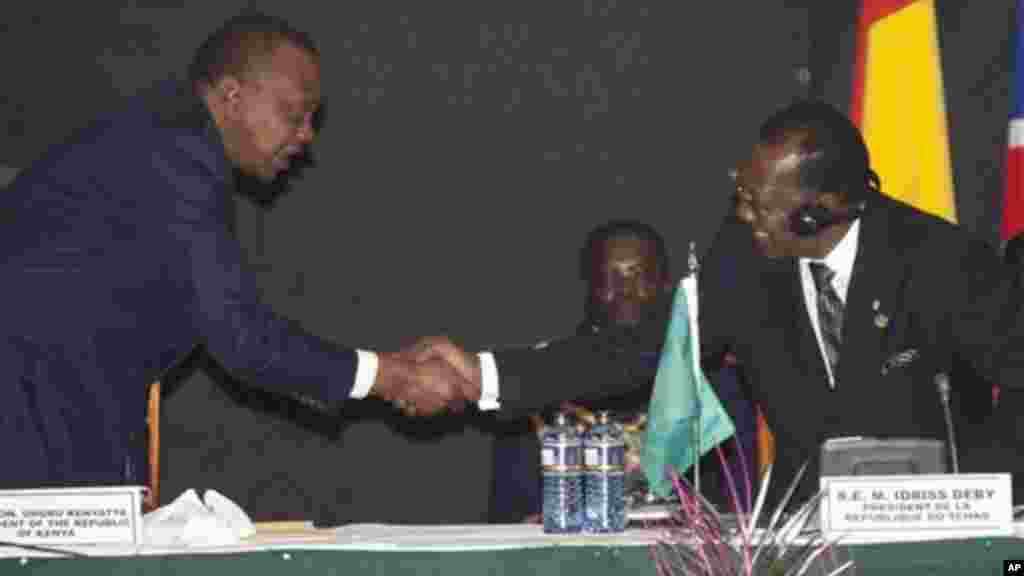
xmin=212 ymin=75 xmax=244 ymax=116
xmin=817 ymin=191 xmax=845 ymax=211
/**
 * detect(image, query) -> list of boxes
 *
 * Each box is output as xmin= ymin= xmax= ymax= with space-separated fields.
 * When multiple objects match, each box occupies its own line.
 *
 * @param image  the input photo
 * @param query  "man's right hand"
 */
xmin=371 ymin=352 xmax=471 ymax=417
xmin=403 ymin=336 xmax=482 ymax=404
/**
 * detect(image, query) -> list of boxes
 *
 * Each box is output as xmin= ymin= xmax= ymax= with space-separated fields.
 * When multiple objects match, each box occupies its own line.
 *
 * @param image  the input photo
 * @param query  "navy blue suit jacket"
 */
xmin=0 ymin=83 xmax=358 ymax=489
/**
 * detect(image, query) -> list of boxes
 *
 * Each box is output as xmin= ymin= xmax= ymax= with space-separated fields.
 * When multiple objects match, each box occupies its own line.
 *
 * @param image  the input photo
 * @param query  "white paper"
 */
xmin=142 ymin=489 xmax=254 ymax=548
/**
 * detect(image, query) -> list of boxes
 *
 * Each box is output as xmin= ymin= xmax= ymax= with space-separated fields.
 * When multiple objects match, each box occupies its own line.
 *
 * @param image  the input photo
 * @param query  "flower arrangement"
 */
xmin=651 ymin=443 xmax=853 ymax=576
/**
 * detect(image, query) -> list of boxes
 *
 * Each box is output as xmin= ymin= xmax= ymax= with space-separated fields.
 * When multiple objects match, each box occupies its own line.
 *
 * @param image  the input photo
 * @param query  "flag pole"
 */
xmin=688 ymin=241 xmax=701 ymax=498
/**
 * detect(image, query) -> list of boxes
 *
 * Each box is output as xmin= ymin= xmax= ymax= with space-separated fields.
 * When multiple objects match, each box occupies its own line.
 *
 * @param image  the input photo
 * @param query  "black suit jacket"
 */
xmin=495 ymin=195 xmax=1024 ymax=507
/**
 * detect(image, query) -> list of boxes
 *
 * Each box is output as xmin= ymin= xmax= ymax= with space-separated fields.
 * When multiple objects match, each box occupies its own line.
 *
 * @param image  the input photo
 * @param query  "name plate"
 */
xmin=0 ymin=486 xmax=144 ymax=547
xmin=820 ymin=474 xmax=1013 ymax=540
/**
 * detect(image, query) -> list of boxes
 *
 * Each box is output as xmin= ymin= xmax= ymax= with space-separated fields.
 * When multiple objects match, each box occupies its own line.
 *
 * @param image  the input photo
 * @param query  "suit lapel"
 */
xmin=836 ymin=199 xmax=908 ymax=388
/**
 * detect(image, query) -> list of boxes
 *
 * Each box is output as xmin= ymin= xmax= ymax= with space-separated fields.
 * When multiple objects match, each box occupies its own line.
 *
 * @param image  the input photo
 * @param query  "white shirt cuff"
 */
xmin=350 ymin=349 xmax=379 ymax=398
xmin=351 ymin=349 xmax=498 ymax=409
xmin=477 ymin=352 xmax=500 ymax=411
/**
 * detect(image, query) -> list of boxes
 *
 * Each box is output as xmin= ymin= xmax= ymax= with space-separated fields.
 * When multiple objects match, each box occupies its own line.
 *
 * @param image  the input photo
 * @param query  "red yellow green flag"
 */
xmin=851 ymin=0 xmax=957 ymax=223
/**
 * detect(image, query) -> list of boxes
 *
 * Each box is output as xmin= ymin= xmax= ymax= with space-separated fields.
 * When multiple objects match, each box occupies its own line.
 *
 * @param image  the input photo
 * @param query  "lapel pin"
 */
xmin=874 ymin=313 xmax=889 ymax=329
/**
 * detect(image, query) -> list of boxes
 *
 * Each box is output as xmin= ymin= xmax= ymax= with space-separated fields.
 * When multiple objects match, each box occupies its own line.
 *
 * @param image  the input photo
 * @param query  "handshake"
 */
xmin=370 ymin=336 xmax=483 ymax=417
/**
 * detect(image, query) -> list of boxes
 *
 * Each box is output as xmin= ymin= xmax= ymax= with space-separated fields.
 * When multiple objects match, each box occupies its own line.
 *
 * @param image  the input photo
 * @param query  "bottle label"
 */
xmin=542 ymin=443 xmax=581 ymax=471
xmin=583 ymin=444 xmax=624 ymax=470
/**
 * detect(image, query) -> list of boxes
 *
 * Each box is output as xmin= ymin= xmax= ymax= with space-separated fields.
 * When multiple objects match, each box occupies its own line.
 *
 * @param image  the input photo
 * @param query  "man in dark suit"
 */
xmin=415 ymin=100 xmax=1024 ymax=508
xmin=0 ymin=12 xmax=473 ymax=490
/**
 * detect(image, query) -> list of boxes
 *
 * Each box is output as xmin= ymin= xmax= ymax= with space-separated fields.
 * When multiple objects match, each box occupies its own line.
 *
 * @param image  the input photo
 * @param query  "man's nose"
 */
xmin=298 ymin=118 xmax=316 ymax=145
xmin=736 ymin=202 xmax=755 ymax=224
xmin=621 ymin=277 xmax=648 ymax=299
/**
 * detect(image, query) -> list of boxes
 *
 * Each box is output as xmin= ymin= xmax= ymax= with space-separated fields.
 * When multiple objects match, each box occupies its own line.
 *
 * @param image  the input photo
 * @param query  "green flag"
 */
xmin=641 ymin=274 xmax=736 ymax=497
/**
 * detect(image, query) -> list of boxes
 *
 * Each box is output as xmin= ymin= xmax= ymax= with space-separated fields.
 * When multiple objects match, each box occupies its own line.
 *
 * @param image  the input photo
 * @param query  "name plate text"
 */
xmin=820 ymin=474 xmax=1012 ymax=540
xmin=0 ymin=486 xmax=144 ymax=547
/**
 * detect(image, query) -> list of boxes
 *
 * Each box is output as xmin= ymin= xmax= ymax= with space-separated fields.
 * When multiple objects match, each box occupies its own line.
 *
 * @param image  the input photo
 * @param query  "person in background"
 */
xmin=489 ymin=220 xmax=757 ymax=521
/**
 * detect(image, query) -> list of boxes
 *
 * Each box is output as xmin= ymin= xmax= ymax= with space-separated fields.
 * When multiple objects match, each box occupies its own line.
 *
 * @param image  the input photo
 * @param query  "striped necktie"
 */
xmin=809 ymin=261 xmax=843 ymax=383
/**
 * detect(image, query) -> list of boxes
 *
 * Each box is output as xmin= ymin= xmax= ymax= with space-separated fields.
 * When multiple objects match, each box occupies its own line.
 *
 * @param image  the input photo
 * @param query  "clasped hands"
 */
xmin=371 ymin=336 xmax=482 ymax=417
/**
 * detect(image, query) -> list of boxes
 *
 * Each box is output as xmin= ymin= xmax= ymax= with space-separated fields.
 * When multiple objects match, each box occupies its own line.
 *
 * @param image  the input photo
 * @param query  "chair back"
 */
xmin=144 ymin=381 xmax=161 ymax=512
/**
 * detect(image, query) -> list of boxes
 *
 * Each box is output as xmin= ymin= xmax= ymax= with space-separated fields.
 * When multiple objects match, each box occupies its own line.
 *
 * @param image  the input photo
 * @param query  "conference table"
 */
xmin=1 ymin=523 xmax=1021 ymax=575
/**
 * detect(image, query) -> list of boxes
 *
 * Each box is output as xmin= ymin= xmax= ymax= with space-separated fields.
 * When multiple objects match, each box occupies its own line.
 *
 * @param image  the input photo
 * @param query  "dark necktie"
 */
xmin=809 ymin=262 xmax=843 ymax=381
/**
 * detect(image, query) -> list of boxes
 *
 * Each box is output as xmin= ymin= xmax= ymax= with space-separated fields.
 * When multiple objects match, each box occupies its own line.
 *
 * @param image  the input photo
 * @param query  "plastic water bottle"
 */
xmin=542 ymin=412 xmax=583 ymax=533
xmin=582 ymin=411 xmax=627 ymax=532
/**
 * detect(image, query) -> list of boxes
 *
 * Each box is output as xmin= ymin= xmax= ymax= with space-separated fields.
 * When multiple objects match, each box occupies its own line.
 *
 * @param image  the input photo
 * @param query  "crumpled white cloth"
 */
xmin=142 ymin=489 xmax=255 ymax=547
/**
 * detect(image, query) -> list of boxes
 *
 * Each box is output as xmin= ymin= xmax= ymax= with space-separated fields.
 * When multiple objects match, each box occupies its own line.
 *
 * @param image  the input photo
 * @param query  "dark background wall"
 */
xmin=0 ymin=1 xmax=1012 ymax=524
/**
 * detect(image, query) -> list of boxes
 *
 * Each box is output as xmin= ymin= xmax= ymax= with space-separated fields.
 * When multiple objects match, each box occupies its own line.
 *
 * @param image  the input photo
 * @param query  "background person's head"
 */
xmin=580 ymin=220 xmax=671 ymax=328
xmin=191 ymin=12 xmax=321 ymax=182
xmin=733 ymin=100 xmax=877 ymax=260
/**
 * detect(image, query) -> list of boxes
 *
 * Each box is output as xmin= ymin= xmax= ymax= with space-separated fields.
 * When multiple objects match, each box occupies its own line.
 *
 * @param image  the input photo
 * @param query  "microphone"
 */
xmin=935 ymin=373 xmax=959 ymax=474
xmin=791 ymin=201 xmax=867 ymax=237
xmin=815 ymin=208 xmax=860 ymax=230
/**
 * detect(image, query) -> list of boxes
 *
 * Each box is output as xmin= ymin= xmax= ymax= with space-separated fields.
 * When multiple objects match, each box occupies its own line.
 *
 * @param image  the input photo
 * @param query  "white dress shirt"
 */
xmin=798 ymin=220 xmax=860 ymax=388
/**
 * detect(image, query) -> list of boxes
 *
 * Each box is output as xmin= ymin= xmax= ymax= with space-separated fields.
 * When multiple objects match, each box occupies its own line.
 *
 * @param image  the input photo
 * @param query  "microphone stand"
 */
xmin=936 ymin=373 xmax=959 ymax=474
